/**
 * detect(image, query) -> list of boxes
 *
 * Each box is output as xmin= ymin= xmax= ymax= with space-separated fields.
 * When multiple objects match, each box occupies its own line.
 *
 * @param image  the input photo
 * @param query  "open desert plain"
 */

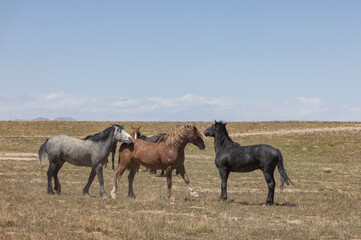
xmin=0 ymin=121 xmax=360 ymax=239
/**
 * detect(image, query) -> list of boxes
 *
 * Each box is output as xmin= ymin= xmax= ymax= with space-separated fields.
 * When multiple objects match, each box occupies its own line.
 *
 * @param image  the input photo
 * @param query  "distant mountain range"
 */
xmin=14 ymin=117 xmax=76 ymax=121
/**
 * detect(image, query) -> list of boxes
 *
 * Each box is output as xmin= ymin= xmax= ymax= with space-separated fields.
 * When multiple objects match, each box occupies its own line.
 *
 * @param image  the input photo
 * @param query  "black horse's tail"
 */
xmin=38 ymin=139 xmax=49 ymax=164
xmin=277 ymin=149 xmax=294 ymax=189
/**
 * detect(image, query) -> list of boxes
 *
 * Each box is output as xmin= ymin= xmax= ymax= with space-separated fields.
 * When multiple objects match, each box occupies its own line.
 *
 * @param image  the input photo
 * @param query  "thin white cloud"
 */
xmin=0 ymin=93 xmax=360 ymax=121
xmin=295 ymin=97 xmax=322 ymax=106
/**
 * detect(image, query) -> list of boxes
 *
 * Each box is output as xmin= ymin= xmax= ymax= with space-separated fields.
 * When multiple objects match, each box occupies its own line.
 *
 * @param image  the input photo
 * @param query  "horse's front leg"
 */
xmin=219 ymin=167 xmax=230 ymax=201
xmin=177 ymin=164 xmax=199 ymax=198
xmin=83 ymin=167 xmax=96 ymax=196
xmin=111 ymin=143 xmax=116 ymax=170
xmin=110 ymin=162 xmax=129 ymax=199
xmin=166 ymin=166 xmax=173 ymax=199
xmin=95 ymin=163 xmax=107 ymax=198
xmin=127 ymin=163 xmax=139 ymax=199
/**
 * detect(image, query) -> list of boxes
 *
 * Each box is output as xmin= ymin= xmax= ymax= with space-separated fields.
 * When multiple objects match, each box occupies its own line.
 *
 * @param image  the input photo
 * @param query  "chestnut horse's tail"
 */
xmin=277 ymin=149 xmax=294 ymax=188
xmin=38 ymin=139 xmax=49 ymax=164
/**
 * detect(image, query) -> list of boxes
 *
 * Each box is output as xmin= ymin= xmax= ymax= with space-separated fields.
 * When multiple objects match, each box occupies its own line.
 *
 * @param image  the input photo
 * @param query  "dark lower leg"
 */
xmin=83 ymin=168 xmax=96 ymax=196
xmin=53 ymin=161 xmax=64 ymax=194
xmin=219 ymin=168 xmax=230 ymax=200
xmin=264 ymin=172 xmax=275 ymax=205
xmin=95 ymin=164 xmax=106 ymax=197
xmin=127 ymin=164 xmax=139 ymax=198
xmin=47 ymin=162 xmax=56 ymax=194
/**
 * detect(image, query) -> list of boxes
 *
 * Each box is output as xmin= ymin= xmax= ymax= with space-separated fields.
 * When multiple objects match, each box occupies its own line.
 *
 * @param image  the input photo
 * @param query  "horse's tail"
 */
xmin=277 ymin=149 xmax=294 ymax=189
xmin=38 ymin=139 xmax=49 ymax=164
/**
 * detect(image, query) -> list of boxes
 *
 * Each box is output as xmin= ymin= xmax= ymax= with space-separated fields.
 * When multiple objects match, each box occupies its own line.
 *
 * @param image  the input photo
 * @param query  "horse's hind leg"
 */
xmin=53 ymin=161 xmax=65 ymax=194
xmin=83 ymin=167 xmax=96 ymax=197
xmin=127 ymin=163 xmax=139 ymax=199
xmin=263 ymin=172 xmax=275 ymax=205
xmin=111 ymin=144 xmax=116 ymax=170
xmin=177 ymin=164 xmax=199 ymax=198
xmin=47 ymin=162 xmax=57 ymax=194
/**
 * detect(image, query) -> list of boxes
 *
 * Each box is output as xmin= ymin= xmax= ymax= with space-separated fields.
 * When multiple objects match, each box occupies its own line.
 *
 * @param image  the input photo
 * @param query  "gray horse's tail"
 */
xmin=277 ymin=150 xmax=294 ymax=189
xmin=38 ymin=139 xmax=49 ymax=164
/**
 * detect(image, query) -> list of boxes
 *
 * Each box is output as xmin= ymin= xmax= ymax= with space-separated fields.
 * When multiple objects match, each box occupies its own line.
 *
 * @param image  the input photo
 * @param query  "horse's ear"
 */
xmin=224 ymin=122 xmax=227 ymax=126
xmin=131 ymin=126 xmax=134 ymax=130
xmin=138 ymin=126 xmax=141 ymax=130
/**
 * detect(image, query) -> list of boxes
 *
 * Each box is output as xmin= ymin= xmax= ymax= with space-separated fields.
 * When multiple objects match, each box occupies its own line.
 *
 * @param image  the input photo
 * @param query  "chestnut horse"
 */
xmin=110 ymin=124 xmax=206 ymax=200
xmin=110 ymin=126 xmax=166 ymax=170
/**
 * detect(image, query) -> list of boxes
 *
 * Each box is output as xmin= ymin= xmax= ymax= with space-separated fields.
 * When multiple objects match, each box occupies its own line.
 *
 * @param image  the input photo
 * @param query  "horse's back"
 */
xmin=219 ymin=144 xmax=279 ymax=172
xmin=47 ymin=135 xmax=84 ymax=150
xmin=46 ymin=135 xmax=93 ymax=165
xmin=132 ymin=139 xmax=158 ymax=156
xmin=130 ymin=139 xmax=164 ymax=168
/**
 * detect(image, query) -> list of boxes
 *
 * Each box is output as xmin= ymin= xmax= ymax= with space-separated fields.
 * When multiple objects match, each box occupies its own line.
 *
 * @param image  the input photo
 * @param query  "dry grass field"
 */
xmin=1 ymin=121 xmax=360 ymax=239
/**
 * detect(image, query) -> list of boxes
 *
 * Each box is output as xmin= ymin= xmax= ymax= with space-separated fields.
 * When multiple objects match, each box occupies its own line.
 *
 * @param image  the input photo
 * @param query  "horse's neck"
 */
xmin=98 ymin=133 xmax=115 ymax=153
xmin=176 ymin=141 xmax=188 ymax=153
xmin=164 ymin=139 xmax=187 ymax=155
xmin=214 ymin=132 xmax=233 ymax=153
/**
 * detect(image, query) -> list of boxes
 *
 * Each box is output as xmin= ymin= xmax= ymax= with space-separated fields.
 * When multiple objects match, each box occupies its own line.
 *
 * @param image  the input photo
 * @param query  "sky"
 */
xmin=1 ymin=1 xmax=361 ymax=121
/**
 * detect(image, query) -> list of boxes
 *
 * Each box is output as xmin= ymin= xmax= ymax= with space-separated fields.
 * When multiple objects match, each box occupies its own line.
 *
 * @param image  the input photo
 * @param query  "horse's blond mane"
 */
xmin=158 ymin=124 xmax=202 ymax=148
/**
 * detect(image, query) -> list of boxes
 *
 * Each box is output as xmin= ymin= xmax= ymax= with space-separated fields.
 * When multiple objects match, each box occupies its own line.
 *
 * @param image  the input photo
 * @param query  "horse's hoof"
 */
xmin=128 ymin=195 xmax=136 ymax=199
xmin=191 ymin=191 xmax=199 ymax=198
xmin=218 ymin=198 xmax=227 ymax=202
xmin=263 ymin=202 xmax=273 ymax=207
xmin=47 ymin=190 xmax=55 ymax=195
xmin=100 ymin=194 xmax=108 ymax=199
xmin=110 ymin=190 xmax=117 ymax=199
xmin=83 ymin=193 xmax=90 ymax=197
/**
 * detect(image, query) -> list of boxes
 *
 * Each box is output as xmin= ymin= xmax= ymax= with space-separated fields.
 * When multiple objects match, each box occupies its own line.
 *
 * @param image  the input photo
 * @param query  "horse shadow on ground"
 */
xmin=183 ymin=197 xmax=296 ymax=207
xmin=227 ymin=200 xmax=297 ymax=207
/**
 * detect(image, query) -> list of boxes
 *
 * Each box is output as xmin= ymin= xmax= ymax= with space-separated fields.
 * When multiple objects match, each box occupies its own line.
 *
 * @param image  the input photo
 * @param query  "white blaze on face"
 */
xmin=134 ymin=133 xmax=137 ymax=139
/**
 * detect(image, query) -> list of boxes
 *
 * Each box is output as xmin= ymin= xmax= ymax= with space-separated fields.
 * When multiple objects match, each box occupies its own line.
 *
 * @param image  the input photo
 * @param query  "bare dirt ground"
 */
xmin=230 ymin=125 xmax=361 ymax=136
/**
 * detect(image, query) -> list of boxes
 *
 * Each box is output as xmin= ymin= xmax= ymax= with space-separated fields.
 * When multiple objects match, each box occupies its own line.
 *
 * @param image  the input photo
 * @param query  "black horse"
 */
xmin=204 ymin=121 xmax=293 ymax=205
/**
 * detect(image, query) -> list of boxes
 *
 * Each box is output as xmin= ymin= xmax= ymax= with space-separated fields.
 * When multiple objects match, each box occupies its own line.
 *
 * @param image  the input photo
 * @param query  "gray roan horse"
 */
xmin=38 ymin=124 xmax=132 ymax=197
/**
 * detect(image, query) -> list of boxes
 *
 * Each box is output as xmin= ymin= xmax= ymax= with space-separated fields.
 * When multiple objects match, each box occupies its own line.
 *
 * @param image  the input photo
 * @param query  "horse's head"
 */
xmin=113 ymin=124 xmax=132 ymax=143
xmin=131 ymin=126 xmax=141 ymax=140
xmin=204 ymin=120 xmax=227 ymax=137
xmin=185 ymin=124 xmax=206 ymax=150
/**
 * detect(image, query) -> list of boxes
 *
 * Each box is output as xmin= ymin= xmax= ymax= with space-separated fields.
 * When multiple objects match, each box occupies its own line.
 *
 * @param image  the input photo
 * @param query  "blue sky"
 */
xmin=1 ymin=1 xmax=361 ymax=121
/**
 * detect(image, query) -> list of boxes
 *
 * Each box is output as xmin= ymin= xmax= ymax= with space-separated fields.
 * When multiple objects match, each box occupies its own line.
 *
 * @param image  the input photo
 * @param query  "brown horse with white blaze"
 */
xmin=110 ymin=124 xmax=206 ymax=200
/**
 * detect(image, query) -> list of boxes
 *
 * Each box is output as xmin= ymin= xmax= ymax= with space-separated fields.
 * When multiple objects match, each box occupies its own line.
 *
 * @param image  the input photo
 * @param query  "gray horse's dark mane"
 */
xmin=83 ymin=125 xmax=122 ymax=142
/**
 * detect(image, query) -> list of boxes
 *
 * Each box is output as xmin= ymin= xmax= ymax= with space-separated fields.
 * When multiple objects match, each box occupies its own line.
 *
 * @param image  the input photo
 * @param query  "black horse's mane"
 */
xmin=83 ymin=125 xmax=121 ymax=142
xmin=216 ymin=121 xmax=241 ymax=149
